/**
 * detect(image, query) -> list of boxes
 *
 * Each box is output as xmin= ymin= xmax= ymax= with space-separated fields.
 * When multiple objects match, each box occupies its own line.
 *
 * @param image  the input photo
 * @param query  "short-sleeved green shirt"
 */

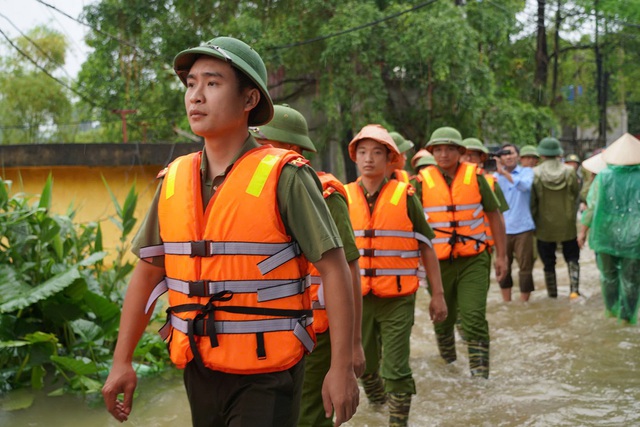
xmin=132 ymin=136 xmax=343 ymax=265
xmin=325 ymin=192 xmax=359 ymax=263
xmin=356 ymin=178 xmax=436 ymax=241
xmin=410 ymin=164 xmax=501 ymax=213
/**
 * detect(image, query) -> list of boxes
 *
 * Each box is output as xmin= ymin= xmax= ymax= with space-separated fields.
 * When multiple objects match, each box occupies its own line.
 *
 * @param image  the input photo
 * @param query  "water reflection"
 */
xmin=2 ymin=249 xmax=639 ymax=426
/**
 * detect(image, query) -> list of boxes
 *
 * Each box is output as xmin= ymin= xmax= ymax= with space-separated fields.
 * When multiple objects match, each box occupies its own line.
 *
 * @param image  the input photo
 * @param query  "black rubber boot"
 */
xmin=544 ymin=271 xmax=558 ymax=298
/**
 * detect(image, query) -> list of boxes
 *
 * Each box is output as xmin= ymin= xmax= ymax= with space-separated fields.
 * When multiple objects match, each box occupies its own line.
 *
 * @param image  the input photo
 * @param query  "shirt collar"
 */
xmin=200 ymin=134 xmax=260 ymax=180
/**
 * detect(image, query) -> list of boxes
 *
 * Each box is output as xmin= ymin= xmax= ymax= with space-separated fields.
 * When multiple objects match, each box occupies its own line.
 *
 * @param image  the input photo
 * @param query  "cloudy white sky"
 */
xmin=0 ymin=0 xmax=95 ymax=77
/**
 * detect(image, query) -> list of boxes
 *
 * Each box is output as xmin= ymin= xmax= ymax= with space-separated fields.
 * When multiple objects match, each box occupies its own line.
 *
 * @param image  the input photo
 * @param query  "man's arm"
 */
xmin=486 ymin=209 xmax=507 ymax=282
xmin=314 ymin=248 xmax=360 ymax=427
xmin=419 ymin=243 xmax=447 ymax=323
xmin=348 ymin=259 xmax=365 ymax=378
xmin=102 ymin=260 xmax=165 ymax=422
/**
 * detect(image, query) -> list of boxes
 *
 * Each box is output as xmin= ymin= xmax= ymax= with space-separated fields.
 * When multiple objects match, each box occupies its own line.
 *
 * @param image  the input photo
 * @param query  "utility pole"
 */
xmin=112 ymin=109 xmax=137 ymax=143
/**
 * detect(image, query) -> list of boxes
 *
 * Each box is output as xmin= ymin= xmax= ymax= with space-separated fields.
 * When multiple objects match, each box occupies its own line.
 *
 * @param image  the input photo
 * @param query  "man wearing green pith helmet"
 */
xmin=101 ymin=37 xmax=359 ymax=427
xmin=411 ymin=126 xmax=507 ymax=379
xmin=250 ymin=104 xmax=366 ymax=427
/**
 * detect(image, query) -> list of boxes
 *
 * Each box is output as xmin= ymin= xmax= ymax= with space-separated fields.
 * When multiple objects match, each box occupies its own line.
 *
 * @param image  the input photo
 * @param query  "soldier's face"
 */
xmin=356 ymin=139 xmax=390 ymax=178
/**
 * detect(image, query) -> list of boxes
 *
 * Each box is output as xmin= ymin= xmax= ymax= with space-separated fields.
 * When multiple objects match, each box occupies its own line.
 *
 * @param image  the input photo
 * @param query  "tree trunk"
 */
xmin=595 ymin=0 xmax=607 ymax=145
xmin=534 ymin=0 xmax=549 ymax=105
xmin=551 ymin=1 xmax=562 ymax=106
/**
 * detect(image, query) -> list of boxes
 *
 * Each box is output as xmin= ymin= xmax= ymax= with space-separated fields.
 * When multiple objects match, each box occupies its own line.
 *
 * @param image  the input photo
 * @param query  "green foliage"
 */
xmin=0 ymin=175 xmax=167 ymax=403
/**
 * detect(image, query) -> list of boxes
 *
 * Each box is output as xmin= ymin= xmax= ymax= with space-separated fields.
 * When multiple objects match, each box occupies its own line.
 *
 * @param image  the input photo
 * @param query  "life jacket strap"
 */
xmin=353 ymin=229 xmax=432 ymax=248
xmin=359 ymin=248 xmax=420 ymax=258
xmin=144 ymin=275 xmax=311 ymax=314
xmin=162 ymin=312 xmax=315 ymax=353
xmin=423 ymin=203 xmax=483 ymax=215
xmin=360 ymin=268 xmax=426 ymax=279
xmin=428 ymin=217 xmax=485 ymax=230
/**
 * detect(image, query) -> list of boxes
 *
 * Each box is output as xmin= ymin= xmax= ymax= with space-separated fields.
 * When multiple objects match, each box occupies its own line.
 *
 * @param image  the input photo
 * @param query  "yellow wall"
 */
xmin=2 ymin=165 xmax=161 ymax=263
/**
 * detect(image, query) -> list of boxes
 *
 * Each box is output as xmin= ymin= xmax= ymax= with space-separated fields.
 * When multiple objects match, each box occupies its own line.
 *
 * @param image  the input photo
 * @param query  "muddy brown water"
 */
xmin=2 ymin=248 xmax=639 ymax=426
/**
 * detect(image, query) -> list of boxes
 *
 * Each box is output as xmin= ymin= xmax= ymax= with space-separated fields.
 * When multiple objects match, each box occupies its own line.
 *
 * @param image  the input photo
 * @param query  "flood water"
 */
xmin=2 ymin=247 xmax=640 ymax=426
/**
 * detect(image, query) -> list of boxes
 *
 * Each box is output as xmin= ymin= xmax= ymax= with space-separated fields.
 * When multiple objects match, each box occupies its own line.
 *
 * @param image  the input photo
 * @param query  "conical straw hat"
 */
xmin=602 ymin=133 xmax=640 ymax=165
xmin=581 ymin=152 xmax=607 ymax=174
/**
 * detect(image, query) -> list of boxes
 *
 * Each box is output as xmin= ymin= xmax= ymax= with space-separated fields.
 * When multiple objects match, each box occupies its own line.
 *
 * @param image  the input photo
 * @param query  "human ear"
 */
xmin=245 ymin=88 xmax=260 ymax=110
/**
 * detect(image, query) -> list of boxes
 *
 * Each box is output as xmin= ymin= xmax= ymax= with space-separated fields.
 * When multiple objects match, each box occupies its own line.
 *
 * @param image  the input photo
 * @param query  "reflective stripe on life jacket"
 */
xmin=345 ymin=180 xmax=424 ymax=297
xmin=308 ymin=172 xmax=349 ymax=334
xmin=419 ymin=163 xmax=488 ymax=261
xmin=156 ymin=146 xmax=315 ymax=375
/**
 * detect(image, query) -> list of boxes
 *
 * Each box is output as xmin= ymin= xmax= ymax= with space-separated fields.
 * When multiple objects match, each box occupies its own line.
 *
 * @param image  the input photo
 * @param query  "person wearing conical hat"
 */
xmin=578 ymin=133 xmax=640 ymax=324
xmin=494 ymin=144 xmax=536 ymax=303
xmin=519 ymin=145 xmax=540 ymax=168
xmin=250 ymin=104 xmax=365 ymax=427
xmin=412 ymin=126 xmax=507 ymax=379
xmin=531 ymin=137 xmax=581 ymax=300
xmin=101 ymin=37 xmax=359 ymax=427
xmin=345 ymin=124 xmax=447 ymax=427
xmin=388 ymin=131 xmax=415 ymax=183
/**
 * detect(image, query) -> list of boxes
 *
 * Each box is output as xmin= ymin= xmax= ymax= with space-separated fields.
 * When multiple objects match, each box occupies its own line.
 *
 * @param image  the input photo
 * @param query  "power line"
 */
xmin=0 ymin=26 xmax=105 ymax=111
xmin=267 ymin=0 xmax=441 ymax=50
xmin=35 ymin=0 xmax=158 ymax=56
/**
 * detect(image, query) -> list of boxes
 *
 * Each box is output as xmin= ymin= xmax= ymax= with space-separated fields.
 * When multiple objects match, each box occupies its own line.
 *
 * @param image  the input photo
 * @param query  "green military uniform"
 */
xmin=132 ymin=136 xmax=344 ymax=426
xmin=412 ymin=164 xmax=500 ymax=379
xmin=298 ymin=190 xmax=359 ymax=427
xmin=351 ymin=177 xmax=435 ymax=427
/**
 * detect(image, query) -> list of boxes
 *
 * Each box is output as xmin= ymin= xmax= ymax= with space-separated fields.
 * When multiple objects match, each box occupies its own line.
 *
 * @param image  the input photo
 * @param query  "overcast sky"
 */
xmin=0 ymin=0 xmax=94 ymax=77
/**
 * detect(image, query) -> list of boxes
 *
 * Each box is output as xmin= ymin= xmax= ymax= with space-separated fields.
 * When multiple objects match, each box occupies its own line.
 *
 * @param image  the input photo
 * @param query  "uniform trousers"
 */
xmin=183 ymin=358 xmax=304 ymax=427
xmin=361 ymin=292 xmax=416 ymax=394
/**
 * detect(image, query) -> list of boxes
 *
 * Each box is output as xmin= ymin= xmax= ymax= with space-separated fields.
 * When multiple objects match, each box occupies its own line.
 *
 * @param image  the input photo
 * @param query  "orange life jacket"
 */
xmin=418 ymin=163 xmax=488 ymax=261
xmin=142 ymin=146 xmax=315 ymax=375
xmin=308 ymin=172 xmax=349 ymax=334
xmin=345 ymin=180 xmax=428 ymax=297
xmin=392 ymin=169 xmax=410 ymax=183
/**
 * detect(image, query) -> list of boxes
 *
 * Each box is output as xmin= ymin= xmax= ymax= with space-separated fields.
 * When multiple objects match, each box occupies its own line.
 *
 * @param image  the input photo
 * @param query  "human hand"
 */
xmin=102 ymin=362 xmax=138 ymax=422
xmin=352 ymin=344 xmax=366 ymax=378
xmin=577 ymin=231 xmax=586 ymax=249
xmin=322 ymin=365 xmax=359 ymax=427
xmin=494 ymin=255 xmax=508 ymax=283
xmin=429 ymin=293 xmax=448 ymax=323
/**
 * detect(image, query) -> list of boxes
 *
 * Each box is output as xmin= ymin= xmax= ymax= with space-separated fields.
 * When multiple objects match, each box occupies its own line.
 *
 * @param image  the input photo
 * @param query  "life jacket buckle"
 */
xmin=362 ymin=268 xmax=377 ymax=277
xmin=190 ymin=240 xmax=211 ymax=257
xmin=446 ymin=205 xmax=456 ymax=212
xmin=363 ymin=229 xmax=375 ymax=238
xmin=188 ymin=280 xmax=208 ymax=298
xmin=362 ymin=248 xmax=375 ymax=257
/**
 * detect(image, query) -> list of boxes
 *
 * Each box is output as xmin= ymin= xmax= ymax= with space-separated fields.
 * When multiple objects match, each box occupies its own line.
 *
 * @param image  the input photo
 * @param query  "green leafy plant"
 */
xmin=0 ymin=175 xmax=168 ymax=403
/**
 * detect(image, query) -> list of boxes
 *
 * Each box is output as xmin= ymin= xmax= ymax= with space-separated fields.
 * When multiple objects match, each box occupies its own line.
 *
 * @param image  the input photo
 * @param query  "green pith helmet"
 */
xmin=389 ymin=132 xmax=415 ymax=154
xmin=565 ymin=153 xmax=580 ymax=163
xmin=462 ymin=138 xmax=489 ymax=154
xmin=249 ymin=104 xmax=317 ymax=152
xmin=414 ymin=153 xmax=437 ymax=169
xmin=537 ymin=137 xmax=564 ymax=157
xmin=173 ymin=36 xmax=273 ymax=126
xmin=425 ymin=127 xmax=465 ymax=153
xmin=520 ymin=145 xmax=540 ymax=158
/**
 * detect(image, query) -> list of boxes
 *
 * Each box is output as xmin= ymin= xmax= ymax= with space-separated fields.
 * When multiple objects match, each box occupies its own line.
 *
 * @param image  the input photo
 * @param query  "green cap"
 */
xmin=414 ymin=154 xmax=437 ymax=169
xmin=462 ymin=137 xmax=489 ymax=154
xmin=520 ymin=145 xmax=539 ymax=158
xmin=565 ymin=153 xmax=580 ymax=163
xmin=389 ymin=132 xmax=414 ymax=154
xmin=425 ymin=127 xmax=465 ymax=153
xmin=249 ymin=104 xmax=316 ymax=152
xmin=537 ymin=137 xmax=564 ymax=157
xmin=173 ymin=36 xmax=273 ymax=126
